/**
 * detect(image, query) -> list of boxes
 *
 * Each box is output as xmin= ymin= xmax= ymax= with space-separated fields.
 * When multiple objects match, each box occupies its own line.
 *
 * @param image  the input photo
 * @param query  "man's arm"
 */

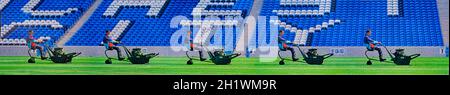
xmin=33 ymin=39 xmax=39 ymax=43
xmin=109 ymin=36 xmax=119 ymax=43
xmin=365 ymin=36 xmax=379 ymax=44
xmin=33 ymin=39 xmax=44 ymax=43
xmin=279 ymin=36 xmax=293 ymax=45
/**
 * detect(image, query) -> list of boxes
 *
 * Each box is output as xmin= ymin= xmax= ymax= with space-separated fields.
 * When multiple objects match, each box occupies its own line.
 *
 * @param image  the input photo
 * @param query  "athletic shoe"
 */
xmin=118 ymin=57 xmax=125 ymax=61
xmin=380 ymin=58 xmax=386 ymax=62
xmin=200 ymin=58 xmax=207 ymax=61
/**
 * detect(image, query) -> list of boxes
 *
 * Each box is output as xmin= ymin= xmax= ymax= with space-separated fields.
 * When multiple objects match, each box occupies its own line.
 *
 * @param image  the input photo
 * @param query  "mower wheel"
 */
xmin=187 ymin=60 xmax=193 ymax=65
xmin=279 ymin=61 xmax=285 ymax=65
xmin=366 ymin=60 xmax=372 ymax=65
xmin=28 ymin=58 xmax=35 ymax=63
xmin=105 ymin=59 xmax=112 ymax=64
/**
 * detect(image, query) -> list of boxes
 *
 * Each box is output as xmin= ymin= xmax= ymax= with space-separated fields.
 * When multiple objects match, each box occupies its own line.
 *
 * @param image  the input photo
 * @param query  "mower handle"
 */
xmin=380 ymin=44 xmax=394 ymax=59
xmin=294 ymin=46 xmax=308 ymax=59
xmin=323 ymin=53 xmax=334 ymax=59
xmin=410 ymin=54 xmax=421 ymax=59
xmin=121 ymin=44 xmax=132 ymax=58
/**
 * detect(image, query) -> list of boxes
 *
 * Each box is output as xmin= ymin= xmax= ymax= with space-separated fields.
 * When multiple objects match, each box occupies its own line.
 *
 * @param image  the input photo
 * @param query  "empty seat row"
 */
xmin=0 ymin=37 xmax=51 ymax=46
xmin=0 ymin=39 xmax=26 ymax=45
xmin=103 ymin=0 xmax=169 ymax=17
xmin=180 ymin=20 xmax=240 ymax=27
xmin=191 ymin=0 xmax=250 ymax=17
xmin=280 ymin=0 xmax=331 ymax=6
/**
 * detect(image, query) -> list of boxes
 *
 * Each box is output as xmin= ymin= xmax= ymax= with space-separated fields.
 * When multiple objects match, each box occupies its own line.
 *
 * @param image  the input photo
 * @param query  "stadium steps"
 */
xmin=56 ymin=0 xmax=103 ymax=46
xmin=437 ymin=0 xmax=449 ymax=47
xmin=235 ymin=0 xmax=264 ymax=53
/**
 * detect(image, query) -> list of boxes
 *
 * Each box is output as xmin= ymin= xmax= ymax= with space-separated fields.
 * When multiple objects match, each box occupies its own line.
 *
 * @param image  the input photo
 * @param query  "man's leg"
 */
xmin=286 ymin=47 xmax=298 ymax=61
xmin=199 ymin=50 xmax=206 ymax=61
xmin=194 ymin=46 xmax=207 ymax=61
xmin=35 ymin=46 xmax=47 ymax=59
xmin=374 ymin=47 xmax=385 ymax=61
xmin=111 ymin=46 xmax=125 ymax=60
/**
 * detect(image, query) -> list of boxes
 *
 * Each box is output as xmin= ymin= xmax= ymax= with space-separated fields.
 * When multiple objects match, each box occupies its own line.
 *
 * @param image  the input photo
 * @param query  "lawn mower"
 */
xmin=278 ymin=45 xmax=333 ymax=65
xmin=208 ymin=48 xmax=241 ymax=65
xmin=104 ymin=44 xmax=159 ymax=64
xmin=186 ymin=45 xmax=241 ymax=65
xmin=365 ymin=44 xmax=421 ymax=65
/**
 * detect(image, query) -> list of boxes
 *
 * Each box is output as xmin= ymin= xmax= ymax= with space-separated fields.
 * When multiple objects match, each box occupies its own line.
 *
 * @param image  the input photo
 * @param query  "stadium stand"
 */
xmin=65 ymin=0 xmax=253 ymax=47
xmin=1 ymin=0 xmax=443 ymax=48
xmin=0 ymin=0 xmax=94 ymax=45
xmin=259 ymin=0 xmax=443 ymax=46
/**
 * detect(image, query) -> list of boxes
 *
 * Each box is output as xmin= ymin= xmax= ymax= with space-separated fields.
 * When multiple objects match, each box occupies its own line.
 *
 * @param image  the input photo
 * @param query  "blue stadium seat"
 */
xmin=2 ymin=0 xmax=442 ymax=47
xmin=66 ymin=0 xmax=253 ymax=47
xmin=258 ymin=0 xmax=443 ymax=46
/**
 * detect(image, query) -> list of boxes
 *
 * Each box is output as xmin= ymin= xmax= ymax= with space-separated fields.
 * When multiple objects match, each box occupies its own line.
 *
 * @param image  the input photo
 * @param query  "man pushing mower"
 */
xmin=103 ymin=30 xmax=125 ymax=61
xmin=278 ymin=30 xmax=298 ymax=61
xmin=277 ymin=30 xmax=333 ymax=65
xmin=185 ymin=30 xmax=207 ymax=61
xmin=363 ymin=29 xmax=421 ymax=65
xmin=27 ymin=30 xmax=48 ymax=60
xmin=364 ymin=29 xmax=386 ymax=61
xmin=27 ymin=30 xmax=81 ymax=63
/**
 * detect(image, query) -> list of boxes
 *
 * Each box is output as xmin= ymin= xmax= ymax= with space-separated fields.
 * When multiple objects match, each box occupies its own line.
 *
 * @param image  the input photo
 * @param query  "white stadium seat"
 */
xmin=387 ymin=0 xmax=400 ymax=16
xmin=315 ymin=25 xmax=322 ymax=31
xmin=328 ymin=20 xmax=335 ymax=26
xmin=19 ymin=39 xmax=27 ymax=45
xmin=321 ymin=22 xmax=328 ymax=29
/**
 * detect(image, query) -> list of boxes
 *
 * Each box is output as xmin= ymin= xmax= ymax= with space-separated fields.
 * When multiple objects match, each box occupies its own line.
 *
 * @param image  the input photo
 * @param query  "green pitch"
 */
xmin=0 ymin=56 xmax=448 ymax=75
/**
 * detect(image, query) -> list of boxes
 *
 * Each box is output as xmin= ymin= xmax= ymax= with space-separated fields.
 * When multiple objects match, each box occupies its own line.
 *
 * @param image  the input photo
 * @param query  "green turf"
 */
xmin=0 ymin=56 xmax=448 ymax=75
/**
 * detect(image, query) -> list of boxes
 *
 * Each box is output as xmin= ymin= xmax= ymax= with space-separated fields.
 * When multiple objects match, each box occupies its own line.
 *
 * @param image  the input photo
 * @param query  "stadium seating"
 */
xmin=66 ymin=0 xmax=253 ymax=47
xmin=1 ymin=0 xmax=443 ymax=47
xmin=259 ymin=0 xmax=443 ymax=46
xmin=0 ymin=0 xmax=94 ymax=45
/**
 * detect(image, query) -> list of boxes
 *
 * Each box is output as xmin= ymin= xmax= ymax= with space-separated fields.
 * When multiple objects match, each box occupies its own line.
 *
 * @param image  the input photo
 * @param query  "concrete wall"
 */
xmin=0 ymin=46 xmax=446 ymax=57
